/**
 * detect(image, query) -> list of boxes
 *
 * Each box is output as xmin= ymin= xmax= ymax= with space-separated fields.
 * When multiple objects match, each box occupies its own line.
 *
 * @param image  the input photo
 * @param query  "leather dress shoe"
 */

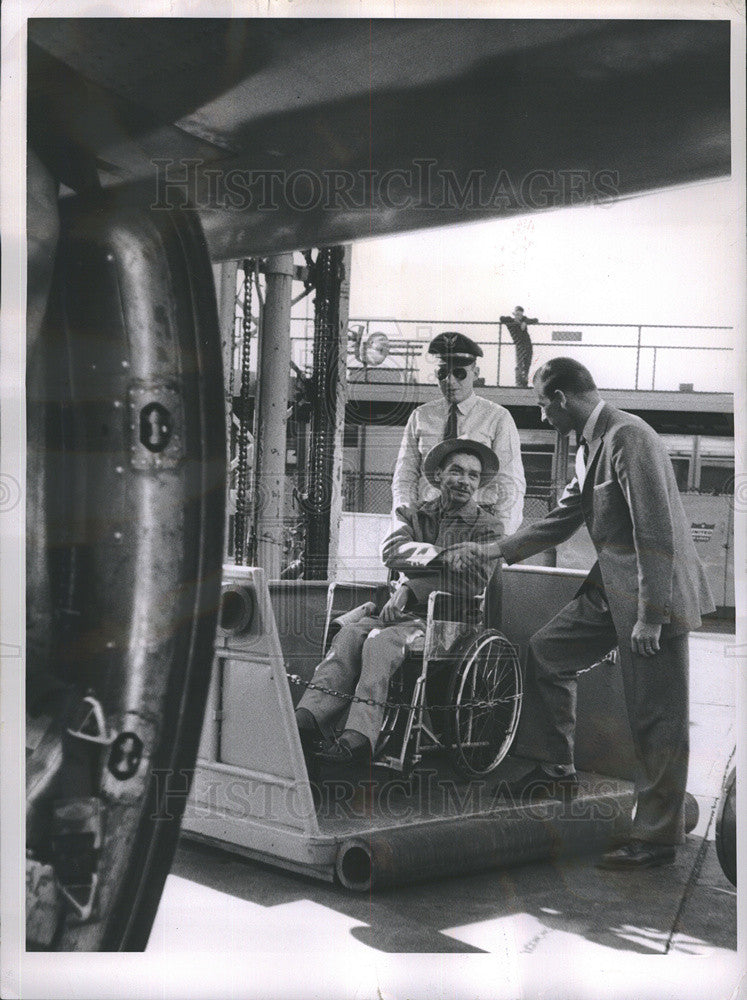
xmin=597 ymin=839 xmax=676 ymax=870
xmin=298 ymin=722 xmax=325 ymax=752
xmin=504 ymin=764 xmax=579 ymax=802
xmin=315 ymin=736 xmax=372 ymax=767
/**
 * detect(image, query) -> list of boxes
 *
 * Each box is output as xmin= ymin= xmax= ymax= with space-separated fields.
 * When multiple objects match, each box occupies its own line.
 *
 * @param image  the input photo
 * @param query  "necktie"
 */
xmin=575 ymin=436 xmax=589 ymax=489
xmin=444 ymin=402 xmax=459 ymax=440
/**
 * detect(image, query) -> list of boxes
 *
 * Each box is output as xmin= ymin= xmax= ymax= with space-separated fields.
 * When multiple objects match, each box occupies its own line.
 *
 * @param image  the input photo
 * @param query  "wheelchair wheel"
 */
xmin=445 ymin=630 xmax=522 ymax=778
xmin=374 ymin=662 xmax=407 ymax=756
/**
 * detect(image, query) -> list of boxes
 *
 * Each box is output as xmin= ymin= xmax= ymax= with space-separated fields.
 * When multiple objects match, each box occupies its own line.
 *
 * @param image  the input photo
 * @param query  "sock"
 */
xmin=295 ymin=707 xmax=322 ymax=736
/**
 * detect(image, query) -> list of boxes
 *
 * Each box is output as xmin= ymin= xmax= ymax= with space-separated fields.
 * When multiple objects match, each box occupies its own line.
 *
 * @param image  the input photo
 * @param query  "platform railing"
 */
xmin=289 ymin=317 xmax=734 ymax=394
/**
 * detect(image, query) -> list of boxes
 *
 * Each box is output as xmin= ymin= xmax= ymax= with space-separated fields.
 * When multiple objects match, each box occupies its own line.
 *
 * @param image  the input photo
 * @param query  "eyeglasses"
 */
xmin=436 ymin=365 xmax=469 ymax=382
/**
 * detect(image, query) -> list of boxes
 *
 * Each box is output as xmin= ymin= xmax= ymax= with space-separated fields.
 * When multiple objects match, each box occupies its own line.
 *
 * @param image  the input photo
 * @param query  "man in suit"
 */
xmin=443 ymin=357 xmax=714 ymax=869
xmin=296 ymin=438 xmax=502 ymax=768
xmin=392 ymin=332 xmax=526 ymax=534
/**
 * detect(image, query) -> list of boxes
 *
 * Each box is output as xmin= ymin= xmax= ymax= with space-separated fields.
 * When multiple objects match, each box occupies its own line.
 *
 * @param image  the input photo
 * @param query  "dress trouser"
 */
xmin=511 ymin=330 xmax=533 ymax=387
xmin=297 ymin=616 xmax=426 ymax=749
xmin=526 ymin=587 xmax=690 ymax=845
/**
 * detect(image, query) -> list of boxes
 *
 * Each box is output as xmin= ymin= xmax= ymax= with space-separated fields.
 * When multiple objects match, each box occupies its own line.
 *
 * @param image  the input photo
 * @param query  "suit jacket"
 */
xmin=501 ymin=404 xmax=715 ymax=636
xmin=382 ymin=497 xmax=503 ymax=618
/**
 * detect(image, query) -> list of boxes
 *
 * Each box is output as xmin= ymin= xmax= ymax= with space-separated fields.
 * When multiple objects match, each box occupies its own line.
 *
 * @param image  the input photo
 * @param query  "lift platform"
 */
xmin=180 ymin=564 xmax=696 ymax=891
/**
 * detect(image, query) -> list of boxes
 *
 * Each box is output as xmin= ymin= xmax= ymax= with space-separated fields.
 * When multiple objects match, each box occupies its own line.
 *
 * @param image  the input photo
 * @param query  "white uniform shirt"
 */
xmin=392 ymin=393 xmax=526 ymax=534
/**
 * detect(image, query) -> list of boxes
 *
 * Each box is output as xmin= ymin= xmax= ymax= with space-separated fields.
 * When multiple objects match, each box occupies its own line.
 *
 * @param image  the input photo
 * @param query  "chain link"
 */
xmin=287 ymin=673 xmax=519 ymax=712
xmin=234 ymin=258 xmax=255 ymax=565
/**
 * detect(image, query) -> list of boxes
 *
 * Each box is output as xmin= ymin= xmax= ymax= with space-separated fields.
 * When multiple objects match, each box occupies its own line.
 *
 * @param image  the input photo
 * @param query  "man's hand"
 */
xmin=631 ymin=621 xmax=662 ymax=657
xmin=443 ymin=541 xmax=499 ymax=573
xmin=380 ymin=585 xmax=411 ymax=623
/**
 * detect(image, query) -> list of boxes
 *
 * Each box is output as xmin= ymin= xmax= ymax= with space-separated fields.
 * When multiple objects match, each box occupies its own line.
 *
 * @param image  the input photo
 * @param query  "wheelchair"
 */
xmin=321 ymin=566 xmax=523 ymax=779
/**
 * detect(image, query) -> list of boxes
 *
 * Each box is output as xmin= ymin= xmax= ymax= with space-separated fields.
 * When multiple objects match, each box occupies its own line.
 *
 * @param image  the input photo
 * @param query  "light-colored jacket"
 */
xmin=501 ymin=404 xmax=715 ymax=636
xmin=383 ymin=497 xmax=503 ymax=618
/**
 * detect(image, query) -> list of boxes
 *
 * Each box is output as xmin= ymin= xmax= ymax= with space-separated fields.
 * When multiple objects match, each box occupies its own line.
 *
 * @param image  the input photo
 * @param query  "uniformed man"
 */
xmin=392 ymin=332 xmax=526 ymax=534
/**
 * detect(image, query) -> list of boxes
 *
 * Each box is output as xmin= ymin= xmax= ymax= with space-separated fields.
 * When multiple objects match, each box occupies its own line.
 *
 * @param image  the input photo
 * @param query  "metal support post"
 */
xmin=634 ymin=325 xmax=642 ymax=390
xmin=254 ymin=254 xmax=294 ymax=579
xmin=327 ymin=244 xmax=352 ymax=579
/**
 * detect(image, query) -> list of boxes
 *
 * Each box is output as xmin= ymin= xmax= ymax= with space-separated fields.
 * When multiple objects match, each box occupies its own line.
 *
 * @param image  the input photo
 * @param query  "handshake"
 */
xmin=442 ymin=539 xmax=502 ymax=572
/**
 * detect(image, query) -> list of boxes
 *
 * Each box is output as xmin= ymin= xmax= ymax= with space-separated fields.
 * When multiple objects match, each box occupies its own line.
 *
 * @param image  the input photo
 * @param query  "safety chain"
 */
xmin=287 ymin=673 xmax=519 ymax=712
xmin=234 ymin=258 xmax=255 ymax=565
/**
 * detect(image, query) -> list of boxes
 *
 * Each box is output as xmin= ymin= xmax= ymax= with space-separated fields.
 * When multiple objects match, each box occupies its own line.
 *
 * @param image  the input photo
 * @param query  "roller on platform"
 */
xmin=335 ymin=779 xmax=632 ymax=891
xmin=334 ymin=785 xmax=701 ymax=892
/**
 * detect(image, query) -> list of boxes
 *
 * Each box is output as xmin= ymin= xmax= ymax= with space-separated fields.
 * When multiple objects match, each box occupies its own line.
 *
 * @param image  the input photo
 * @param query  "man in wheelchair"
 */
xmin=294 ymin=438 xmax=504 ymax=768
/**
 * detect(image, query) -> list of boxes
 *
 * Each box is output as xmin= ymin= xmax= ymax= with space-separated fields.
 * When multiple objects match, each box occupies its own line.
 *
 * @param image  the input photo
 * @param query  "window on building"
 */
xmin=698 ymin=463 xmax=734 ymax=494
xmin=521 ymin=447 xmax=553 ymax=496
xmin=343 ymin=424 xmax=360 ymax=448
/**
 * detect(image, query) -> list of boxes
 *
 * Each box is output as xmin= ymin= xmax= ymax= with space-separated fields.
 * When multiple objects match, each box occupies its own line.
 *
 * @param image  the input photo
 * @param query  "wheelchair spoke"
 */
xmin=447 ymin=631 xmax=522 ymax=778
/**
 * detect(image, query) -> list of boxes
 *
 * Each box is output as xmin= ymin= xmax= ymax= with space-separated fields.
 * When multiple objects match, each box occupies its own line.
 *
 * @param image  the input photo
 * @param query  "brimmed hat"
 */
xmin=423 ymin=437 xmax=499 ymax=488
xmin=427 ymin=332 xmax=483 ymax=362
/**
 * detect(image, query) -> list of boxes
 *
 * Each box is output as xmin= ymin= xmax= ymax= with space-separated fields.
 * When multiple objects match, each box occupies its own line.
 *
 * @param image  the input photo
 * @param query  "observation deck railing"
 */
xmin=289 ymin=317 xmax=734 ymax=394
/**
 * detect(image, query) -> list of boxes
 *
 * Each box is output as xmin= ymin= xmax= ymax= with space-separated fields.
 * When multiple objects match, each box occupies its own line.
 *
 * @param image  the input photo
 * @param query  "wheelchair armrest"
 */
xmin=322 ymin=581 xmax=389 ymax=653
xmin=324 ymin=602 xmax=378 ymax=654
xmin=427 ymin=589 xmax=482 ymax=624
xmin=332 ymin=602 xmax=377 ymax=628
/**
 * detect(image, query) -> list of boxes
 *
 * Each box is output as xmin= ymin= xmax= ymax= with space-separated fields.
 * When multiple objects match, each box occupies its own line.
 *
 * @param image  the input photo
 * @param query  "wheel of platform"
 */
xmin=715 ymin=767 xmax=736 ymax=886
xmin=445 ymin=630 xmax=522 ymax=778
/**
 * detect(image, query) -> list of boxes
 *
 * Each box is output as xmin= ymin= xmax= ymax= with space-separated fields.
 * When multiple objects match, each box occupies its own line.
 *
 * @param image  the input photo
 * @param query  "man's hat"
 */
xmin=423 ymin=437 xmax=499 ymax=488
xmin=427 ymin=331 xmax=483 ymax=362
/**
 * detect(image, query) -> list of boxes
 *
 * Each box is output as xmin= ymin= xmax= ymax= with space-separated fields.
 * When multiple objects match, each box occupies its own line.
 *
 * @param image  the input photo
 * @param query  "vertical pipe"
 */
xmin=327 ymin=244 xmax=352 ymax=579
xmin=634 ymin=325 xmax=642 ymax=390
xmin=255 ymin=254 xmax=294 ymax=579
xmin=496 ymin=321 xmax=503 ymax=386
